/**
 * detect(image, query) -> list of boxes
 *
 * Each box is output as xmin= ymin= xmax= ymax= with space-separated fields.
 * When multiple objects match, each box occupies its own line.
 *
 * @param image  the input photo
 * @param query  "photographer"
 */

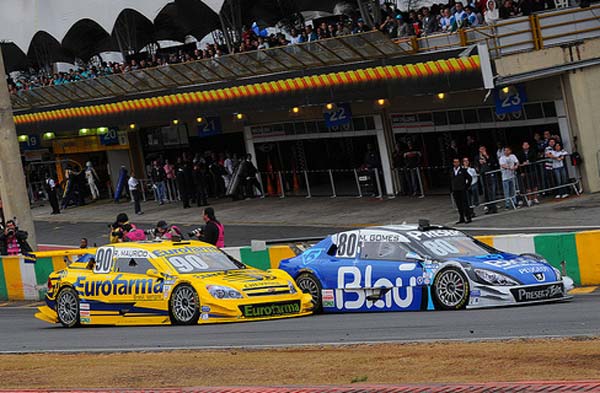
xmin=190 ymin=207 xmax=224 ymax=247
xmin=108 ymin=213 xmax=131 ymax=243
xmin=0 ymin=220 xmax=32 ymax=256
xmin=151 ymin=220 xmax=183 ymax=241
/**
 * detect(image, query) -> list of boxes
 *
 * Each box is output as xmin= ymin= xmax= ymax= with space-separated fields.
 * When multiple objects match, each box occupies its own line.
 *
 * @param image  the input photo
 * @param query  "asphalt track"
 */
xmin=1 ymin=292 xmax=598 ymax=353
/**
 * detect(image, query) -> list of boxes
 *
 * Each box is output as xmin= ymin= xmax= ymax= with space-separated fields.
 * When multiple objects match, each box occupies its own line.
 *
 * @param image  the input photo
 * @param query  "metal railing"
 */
xmin=394 ymin=4 xmax=600 ymax=57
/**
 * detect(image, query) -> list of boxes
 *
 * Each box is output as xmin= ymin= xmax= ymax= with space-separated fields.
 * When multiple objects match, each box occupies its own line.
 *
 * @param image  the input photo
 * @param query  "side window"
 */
xmin=360 ymin=242 xmax=412 ymax=261
xmin=115 ymin=258 xmax=156 ymax=275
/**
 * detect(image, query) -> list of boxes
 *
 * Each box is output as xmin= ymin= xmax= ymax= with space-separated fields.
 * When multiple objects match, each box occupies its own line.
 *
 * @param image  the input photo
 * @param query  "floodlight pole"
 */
xmin=0 ymin=50 xmax=37 ymax=250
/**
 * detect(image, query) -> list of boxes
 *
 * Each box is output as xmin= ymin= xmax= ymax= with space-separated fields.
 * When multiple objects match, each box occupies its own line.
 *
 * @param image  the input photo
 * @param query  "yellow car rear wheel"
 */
xmin=169 ymin=284 xmax=200 ymax=325
xmin=56 ymin=287 xmax=80 ymax=328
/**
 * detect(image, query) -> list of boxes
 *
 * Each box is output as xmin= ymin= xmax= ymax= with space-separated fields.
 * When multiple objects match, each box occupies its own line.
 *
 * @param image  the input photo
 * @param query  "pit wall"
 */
xmin=1 ymin=232 xmax=598 ymax=301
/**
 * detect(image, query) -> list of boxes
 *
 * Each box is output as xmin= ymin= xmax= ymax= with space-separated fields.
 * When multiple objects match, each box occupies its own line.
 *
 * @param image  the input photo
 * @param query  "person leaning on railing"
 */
xmin=550 ymin=142 xmax=570 ymax=199
xmin=516 ymin=141 xmax=540 ymax=207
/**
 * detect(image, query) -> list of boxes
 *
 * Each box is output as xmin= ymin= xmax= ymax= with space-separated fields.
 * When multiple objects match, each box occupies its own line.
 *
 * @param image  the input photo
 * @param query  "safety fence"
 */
xmin=1 ymin=230 xmax=600 ymax=300
xmin=394 ymin=4 xmax=600 ymax=58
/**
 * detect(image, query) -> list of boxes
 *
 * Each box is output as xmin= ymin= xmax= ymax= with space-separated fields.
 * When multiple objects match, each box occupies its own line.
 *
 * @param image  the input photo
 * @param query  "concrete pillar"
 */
xmin=374 ymin=114 xmax=395 ymax=196
xmin=560 ymin=65 xmax=600 ymax=193
xmin=0 ymin=51 xmax=37 ymax=249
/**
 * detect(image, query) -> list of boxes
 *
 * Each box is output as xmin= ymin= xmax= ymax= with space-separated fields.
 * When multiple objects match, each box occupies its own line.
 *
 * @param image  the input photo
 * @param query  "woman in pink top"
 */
xmin=163 ymin=159 xmax=176 ymax=201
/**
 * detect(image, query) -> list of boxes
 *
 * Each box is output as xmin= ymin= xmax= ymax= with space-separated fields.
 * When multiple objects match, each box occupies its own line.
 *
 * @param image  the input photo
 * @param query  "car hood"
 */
xmin=447 ymin=253 xmax=560 ymax=285
xmin=190 ymin=269 xmax=293 ymax=293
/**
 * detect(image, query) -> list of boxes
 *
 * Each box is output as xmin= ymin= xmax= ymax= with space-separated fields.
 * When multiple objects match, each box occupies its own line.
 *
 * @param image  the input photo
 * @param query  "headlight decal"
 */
xmin=474 ymin=268 xmax=520 ymax=286
xmin=206 ymin=285 xmax=243 ymax=299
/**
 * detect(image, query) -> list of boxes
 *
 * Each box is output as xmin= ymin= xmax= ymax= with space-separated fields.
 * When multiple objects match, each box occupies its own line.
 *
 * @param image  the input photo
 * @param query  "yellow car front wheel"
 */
xmin=169 ymin=284 xmax=200 ymax=325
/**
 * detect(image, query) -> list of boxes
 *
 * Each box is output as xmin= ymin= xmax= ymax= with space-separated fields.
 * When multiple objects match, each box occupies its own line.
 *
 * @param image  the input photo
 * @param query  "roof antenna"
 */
xmin=418 ymin=219 xmax=430 ymax=231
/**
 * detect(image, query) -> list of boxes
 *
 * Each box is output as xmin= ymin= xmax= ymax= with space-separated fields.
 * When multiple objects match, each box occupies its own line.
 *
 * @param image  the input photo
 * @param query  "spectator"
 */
xmin=517 ymin=141 xmax=539 ymax=206
xmin=80 ymin=238 xmax=88 ymax=249
xmin=404 ymin=141 xmax=422 ymax=196
xmin=550 ymin=141 xmax=570 ymax=198
xmin=421 ymin=7 xmax=439 ymax=35
xmin=500 ymin=0 xmax=520 ymax=19
xmin=544 ymin=138 xmax=557 ymax=192
xmin=380 ymin=15 xmax=398 ymax=36
xmin=450 ymin=158 xmax=472 ymax=224
xmin=243 ymin=154 xmax=264 ymax=199
xmin=0 ymin=219 xmax=32 ymax=256
xmin=44 ymin=173 xmax=60 ymax=215
xmin=440 ymin=7 xmax=455 ymax=32
xmin=164 ymin=159 xmax=176 ymax=201
xmin=454 ymin=2 xmax=469 ymax=28
xmin=397 ymin=15 xmax=415 ymax=37
xmin=477 ymin=145 xmax=498 ymax=214
xmin=466 ymin=5 xmax=481 ymax=26
xmin=257 ymin=36 xmax=269 ymax=50
xmin=499 ymin=147 xmax=519 ymax=209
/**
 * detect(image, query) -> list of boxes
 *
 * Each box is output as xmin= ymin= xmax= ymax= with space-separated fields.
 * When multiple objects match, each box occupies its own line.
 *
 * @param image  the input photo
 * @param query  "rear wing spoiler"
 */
xmin=249 ymin=236 xmax=325 ymax=256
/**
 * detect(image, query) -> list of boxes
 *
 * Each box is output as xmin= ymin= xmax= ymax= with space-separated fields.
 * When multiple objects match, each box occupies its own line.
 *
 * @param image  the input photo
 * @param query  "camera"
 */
xmin=6 ymin=229 xmax=15 ymax=237
xmin=188 ymin=227 xmax=204 ymax=238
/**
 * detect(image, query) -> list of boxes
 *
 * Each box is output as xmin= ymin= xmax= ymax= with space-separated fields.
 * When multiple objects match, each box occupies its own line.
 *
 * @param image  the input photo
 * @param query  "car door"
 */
xmin=353 ymin=229 xmax=424 ymax=311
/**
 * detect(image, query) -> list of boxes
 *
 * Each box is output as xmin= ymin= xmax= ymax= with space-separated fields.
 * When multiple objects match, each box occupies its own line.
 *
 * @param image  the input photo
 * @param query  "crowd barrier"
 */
xmin=1 ymin=232 xmax=598 ymax=301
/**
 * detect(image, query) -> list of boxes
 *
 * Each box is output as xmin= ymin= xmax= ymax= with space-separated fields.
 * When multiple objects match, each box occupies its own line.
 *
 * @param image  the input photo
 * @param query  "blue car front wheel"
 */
xmin=296 ymin=273 xmax=323 ymax=313
xmin=432 ymin=267 xmax=470 ymax=310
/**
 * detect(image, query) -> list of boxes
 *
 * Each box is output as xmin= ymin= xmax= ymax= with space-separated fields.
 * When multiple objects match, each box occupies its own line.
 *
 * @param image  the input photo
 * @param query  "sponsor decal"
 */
xmin=73 ymin=274 xmax=164 ymax=297
xmin=301 ymin=248 xmax=323 ymax=264
xmin=483 ymin=257 xmax=543 ymax=270
xmin=534 ymin=273 xmax=545 ymax=282
xmin=518 ymin=266 xmax=550 ymax=274
xmin=511 ymin=284 xmax=563 ymax=302
xmin=153 ymin=246 xmax=218 ymax=257
xmin=322 ymin=289 xmax=335 ymax=308
xmin=405 ymin=229 xmax=461 ymax=241
xmin=79 ymin=302 xmax=90 ymax=310
xmin=114 ymin=248 xmax=149 ymax=259
xmin=240 ymin=301 xmax=301 ymax=318
xmin=470 ymin=289 xmax=481 ymax=297
xmin=336 ymin=265 xmax=416 ymax=310
xmin=80 ymin=310 xmax=90 ymax=317
xmin=201 ymin=313 xmax=209 ymax=320
xmin=80 ymin=317 xmax=91 ymax=324
xmin=201 ymin=306 xmax=211 ymax=312
xmin=163 ymin=285 xmax=171 ymax=299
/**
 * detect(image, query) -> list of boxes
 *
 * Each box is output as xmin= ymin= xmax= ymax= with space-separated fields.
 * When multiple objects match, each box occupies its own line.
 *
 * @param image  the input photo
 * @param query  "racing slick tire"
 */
xmin=296 ymin=272 xmax=323 ymax=313
xmin=432 ymin=267 xmax=470 ymax=310
xmin=169 ymin=284 xmax=200 ymax=325
xmin=56 ymin=287 xmax=81 ymax=328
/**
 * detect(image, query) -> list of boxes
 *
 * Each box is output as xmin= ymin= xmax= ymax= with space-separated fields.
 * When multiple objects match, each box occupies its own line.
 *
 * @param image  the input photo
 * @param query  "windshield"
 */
xmin=411 ymin=236 xmax=494 ymax=259
xmin=164 ymin=248 xmax=243 ymax=273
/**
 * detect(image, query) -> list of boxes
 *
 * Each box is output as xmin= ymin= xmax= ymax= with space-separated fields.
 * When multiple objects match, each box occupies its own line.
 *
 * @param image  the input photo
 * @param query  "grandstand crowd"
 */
xmin=8 ymin=0 xmax=560 ymax=94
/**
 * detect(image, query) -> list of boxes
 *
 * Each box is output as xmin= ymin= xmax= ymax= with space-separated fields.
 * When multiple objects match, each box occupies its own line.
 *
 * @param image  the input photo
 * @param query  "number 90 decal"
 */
xmin=94 ymin=247 xmax=115 ymax=273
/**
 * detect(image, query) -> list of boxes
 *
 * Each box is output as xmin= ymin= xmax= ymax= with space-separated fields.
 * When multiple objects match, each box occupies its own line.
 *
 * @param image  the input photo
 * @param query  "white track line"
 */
xmin=460 ymin=225 xmax=600 ymax=231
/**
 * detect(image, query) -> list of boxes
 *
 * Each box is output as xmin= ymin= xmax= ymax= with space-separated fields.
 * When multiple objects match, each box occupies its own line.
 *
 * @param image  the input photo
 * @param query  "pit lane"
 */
xmin=0 ymin=291 xmax=597 ymax=353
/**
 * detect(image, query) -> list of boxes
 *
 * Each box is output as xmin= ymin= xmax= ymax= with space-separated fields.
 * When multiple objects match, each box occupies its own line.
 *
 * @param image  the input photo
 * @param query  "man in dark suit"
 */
xmin=450 ymin=158 xmax=472 ymax=224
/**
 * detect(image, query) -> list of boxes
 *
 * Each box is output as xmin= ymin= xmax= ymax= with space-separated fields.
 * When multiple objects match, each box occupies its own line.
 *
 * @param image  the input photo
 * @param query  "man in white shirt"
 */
xmin=128 ymin=172 xmax=143 ymax=215
xmin=499 ymin=147 xmax=519 ymax=209
xmin=463 ymin=157 xmax=479 ymax=216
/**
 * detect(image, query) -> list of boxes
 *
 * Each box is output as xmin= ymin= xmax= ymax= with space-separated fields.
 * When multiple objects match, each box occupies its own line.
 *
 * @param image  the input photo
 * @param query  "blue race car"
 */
xmin=279 ymin=222 xmax=574 ymax=312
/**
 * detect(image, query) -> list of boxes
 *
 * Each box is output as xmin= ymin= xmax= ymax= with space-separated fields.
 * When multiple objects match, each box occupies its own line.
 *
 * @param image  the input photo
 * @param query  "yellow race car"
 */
xmin=36 ymin=240 xmax=313 ymax=327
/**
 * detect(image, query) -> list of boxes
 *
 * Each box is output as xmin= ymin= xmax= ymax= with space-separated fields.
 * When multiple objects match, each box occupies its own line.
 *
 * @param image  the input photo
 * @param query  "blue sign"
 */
xmin=197 ymin=116 xmax=222 ymax=138
xmin=324 ymin=103 xmax=352 ymax=128
xmin=99 ymin=128 xmax=120 ymax=145
xmin=495 ymin=85 xmax=527 ymax=115
xmin=19 ymin=135 xmax=41 ymax=151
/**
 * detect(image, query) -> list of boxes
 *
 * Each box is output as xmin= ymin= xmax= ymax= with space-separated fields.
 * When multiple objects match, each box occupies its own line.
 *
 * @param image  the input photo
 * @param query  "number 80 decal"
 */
xmin=335 ymin=231 xmax=359 ymax=258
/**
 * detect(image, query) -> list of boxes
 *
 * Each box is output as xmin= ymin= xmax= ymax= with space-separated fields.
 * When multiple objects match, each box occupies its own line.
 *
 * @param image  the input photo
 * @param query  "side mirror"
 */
xmin=405 ymin=251 xmax=425 ymax=262
xmin=146 ymin=269 xmax=163 ymax=279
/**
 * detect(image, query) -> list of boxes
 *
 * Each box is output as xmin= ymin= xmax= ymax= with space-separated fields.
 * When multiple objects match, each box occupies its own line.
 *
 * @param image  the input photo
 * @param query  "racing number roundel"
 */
xmin=335 ymin=231 xmax=359 ymax=258
xmin=94 ymin=246 xmax=115 ymax=273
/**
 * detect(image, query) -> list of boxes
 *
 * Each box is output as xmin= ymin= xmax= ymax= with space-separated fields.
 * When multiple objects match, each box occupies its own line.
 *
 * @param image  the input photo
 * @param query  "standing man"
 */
xmin=150 ymin=160 xmax=167 ymax=205
xmin=499 ymin=147 xmax=519 ymax=209
xmin=517 ymin=141 xmax=539 ymax=206
xmin=128 ymin=171 xmax=143 ymax=215
xmin=450 ymin=158 xmax=472 ymax=224
xmin=463 ymin=157 xmax=479 ymax=217
xmin=244 ymin=154 xmax=264 ymax=198
xmin=175 ymin=158 xmax=190 ymax=209
xmin=85 ymin=161 xmax=101 ymax=201
xmin=45 ymin=173 xmax=60 ymax=215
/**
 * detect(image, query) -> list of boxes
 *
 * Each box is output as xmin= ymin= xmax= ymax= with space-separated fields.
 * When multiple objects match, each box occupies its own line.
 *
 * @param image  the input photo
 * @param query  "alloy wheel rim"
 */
xmin=436 ymin=271 xmax=466 ymax=307
xmin=58 ymin=291 xmax=78 ymax=324
xmin=297 ymin=277 xmax=319 ymax=302
xmin=173 ymin=287 xmax=197 ymax=322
